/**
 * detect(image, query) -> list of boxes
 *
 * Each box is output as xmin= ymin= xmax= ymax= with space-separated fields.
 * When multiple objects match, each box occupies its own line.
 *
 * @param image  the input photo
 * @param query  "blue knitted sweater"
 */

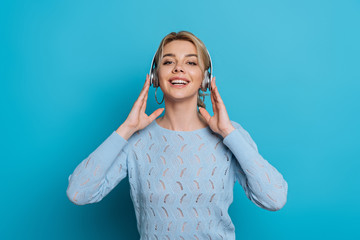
xmin=66 ymin=120 xmax=288 ymax=239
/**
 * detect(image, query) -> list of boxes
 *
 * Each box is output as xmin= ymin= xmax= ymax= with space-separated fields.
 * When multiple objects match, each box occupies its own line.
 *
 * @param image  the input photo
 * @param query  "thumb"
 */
xmin=148 ymin=108 xmax=164 ymax=122
xmin=199 ymin=107 xmax=211 ymax=123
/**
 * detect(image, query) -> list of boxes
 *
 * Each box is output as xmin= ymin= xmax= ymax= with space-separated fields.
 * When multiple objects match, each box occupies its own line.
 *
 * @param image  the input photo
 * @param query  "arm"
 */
xmin=66 ymin=74 xmax=163 ymax=205
xmin=224 ymin=121 xmax=288 ymax=211
xmin=66 ymin=131 xmax=129 ymax=205
xmin=198 ymin=77 xmax=288 ymax=211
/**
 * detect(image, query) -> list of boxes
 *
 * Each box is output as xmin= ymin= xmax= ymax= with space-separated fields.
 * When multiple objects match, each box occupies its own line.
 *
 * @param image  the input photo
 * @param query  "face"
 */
xmin=157 ymin=40 xmax=204 ymax=103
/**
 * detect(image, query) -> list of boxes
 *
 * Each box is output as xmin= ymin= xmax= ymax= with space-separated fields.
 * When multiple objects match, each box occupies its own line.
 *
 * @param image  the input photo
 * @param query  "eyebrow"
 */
xmin=162 ymin=53 xmax=198 ymax=58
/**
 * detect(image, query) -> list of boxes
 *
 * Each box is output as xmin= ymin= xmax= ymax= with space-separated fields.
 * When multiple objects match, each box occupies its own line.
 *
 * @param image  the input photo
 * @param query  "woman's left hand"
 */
xmin=199 ymin=77 xmax=235 ymax=138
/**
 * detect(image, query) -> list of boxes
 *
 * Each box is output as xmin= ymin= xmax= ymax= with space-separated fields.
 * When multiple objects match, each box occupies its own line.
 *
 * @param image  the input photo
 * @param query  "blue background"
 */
xmin=1 ymin=0 xmax=359 ymax=239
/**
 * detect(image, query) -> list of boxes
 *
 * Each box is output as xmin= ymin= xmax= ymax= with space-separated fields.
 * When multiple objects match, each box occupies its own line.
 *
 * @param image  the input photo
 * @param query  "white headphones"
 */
xmin=149 ymin=48 xmax=213 ymax=92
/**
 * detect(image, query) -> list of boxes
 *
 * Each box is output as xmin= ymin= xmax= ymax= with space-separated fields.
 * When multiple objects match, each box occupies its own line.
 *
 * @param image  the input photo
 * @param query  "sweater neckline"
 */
xmin=153 ymin=119 xmax=211 ymax=134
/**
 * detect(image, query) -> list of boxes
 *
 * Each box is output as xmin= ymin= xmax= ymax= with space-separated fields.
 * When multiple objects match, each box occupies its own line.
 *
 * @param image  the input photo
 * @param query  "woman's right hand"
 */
xmin=116 ymin=74 xmax=164 ymax=140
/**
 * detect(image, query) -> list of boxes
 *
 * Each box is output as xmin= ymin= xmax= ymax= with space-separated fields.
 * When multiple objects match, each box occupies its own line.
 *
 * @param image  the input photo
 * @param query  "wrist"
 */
xmin=116 ymin=123 xmax=136 ymax=140
xmin=221 ymin=125 xmax=236 ymax=138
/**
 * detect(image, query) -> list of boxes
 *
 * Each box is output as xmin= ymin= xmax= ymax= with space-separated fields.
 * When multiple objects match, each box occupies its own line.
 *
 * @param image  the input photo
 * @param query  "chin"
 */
xmin=163 ymin=92 xmax=198 ymax=103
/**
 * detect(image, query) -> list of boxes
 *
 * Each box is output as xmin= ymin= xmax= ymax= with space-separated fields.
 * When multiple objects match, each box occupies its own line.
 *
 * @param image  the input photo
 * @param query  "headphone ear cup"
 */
xmin=149 ymin=51 xmax=158 ymax=88
xmin=201 ymin=70 xmax=206 ymax=91
xmin=154 ymin=71 xmax=159 ymax=87
xmin=150 ymin=67 xmax=158 ymax=87
xmin=208 ymin=71 xmax=212 ymax=91
xmin=150 ymin=72 xmax=154 ymax=86
xmin=201 ymin=70 xmax=211 ymax=91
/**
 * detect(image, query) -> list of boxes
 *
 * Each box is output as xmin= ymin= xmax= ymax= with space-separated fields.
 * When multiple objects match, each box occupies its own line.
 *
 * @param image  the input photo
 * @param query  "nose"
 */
xmin=172 ymin=62 xmax=185 ymax=73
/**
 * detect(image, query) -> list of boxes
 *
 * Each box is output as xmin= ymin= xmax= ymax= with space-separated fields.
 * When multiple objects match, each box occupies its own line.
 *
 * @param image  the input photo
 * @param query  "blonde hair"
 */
xmin=154 ymin=31 xmax=211 ymax=109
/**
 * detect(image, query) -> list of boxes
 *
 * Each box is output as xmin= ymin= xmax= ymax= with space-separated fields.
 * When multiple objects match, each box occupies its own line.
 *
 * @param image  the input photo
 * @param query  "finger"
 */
xmin=213 ymin=77 xmax=223 ymax=104
xmin=211 ymin=77 xmax=220 ymax=102
xmin=210 ymin=90 xmax=217 ymax=114
xmin=210 ymin=78 xmax=216 ymax=101
xmin=139 ymin=74 xmax=150 ymax=98
xmin=140 ymin=91 xmax=148 ymax=113
xmin=211 ymin=77 xmax=224 ymax=113
xmin=135 ymin=75 xmax=150 ymax=106
xmin=140 ymin=74 xmax=150 ymax=92
xmin=199 ymin=107 xmax=211 ymax=123
xmin=210 ymin=93 xmax=217 ymax=114
xmin=148 ymin=108 xmax=164 ymax=122
xmin=211 ymin=77 xmax=216 ymax=97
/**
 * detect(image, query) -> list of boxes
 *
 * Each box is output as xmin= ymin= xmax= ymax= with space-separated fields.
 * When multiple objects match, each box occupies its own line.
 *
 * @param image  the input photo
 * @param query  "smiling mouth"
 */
xmin=169 ymin=79 xmax=189 ymax=86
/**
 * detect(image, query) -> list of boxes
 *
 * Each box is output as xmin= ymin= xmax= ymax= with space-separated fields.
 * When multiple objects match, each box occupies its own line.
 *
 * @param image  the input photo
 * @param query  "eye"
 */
xmin=187 ymin=61 xmax=197 ymax=66
xmin=163 ymin=60 xmax=173 ymax=65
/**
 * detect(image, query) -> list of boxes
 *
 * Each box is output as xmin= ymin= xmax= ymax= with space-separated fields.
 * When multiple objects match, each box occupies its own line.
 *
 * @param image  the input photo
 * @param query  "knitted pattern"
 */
xmin=67 ymin=120 xmax=288 ymax=239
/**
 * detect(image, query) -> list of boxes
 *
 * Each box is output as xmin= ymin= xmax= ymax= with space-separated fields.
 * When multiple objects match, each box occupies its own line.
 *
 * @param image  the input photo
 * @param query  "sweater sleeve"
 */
xmin=66 ymin=131 xmax=129 ymax=205
xmin=223 ymin=121 xmax=288 ymax=211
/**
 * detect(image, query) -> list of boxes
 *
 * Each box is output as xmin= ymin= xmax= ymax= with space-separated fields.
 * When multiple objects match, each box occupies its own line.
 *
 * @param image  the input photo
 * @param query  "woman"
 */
xmin=66 ymin=31 xmax=288 ymax=239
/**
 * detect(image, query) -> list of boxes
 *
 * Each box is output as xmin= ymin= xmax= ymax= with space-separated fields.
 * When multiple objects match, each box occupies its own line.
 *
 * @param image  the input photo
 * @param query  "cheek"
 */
xmin=156 ymin=68 xmax=166 ymax=82
xmin=190 ymin=69 xmax=204 ymax=82
xmin=157 ymin=66 xmax=171 ymax=78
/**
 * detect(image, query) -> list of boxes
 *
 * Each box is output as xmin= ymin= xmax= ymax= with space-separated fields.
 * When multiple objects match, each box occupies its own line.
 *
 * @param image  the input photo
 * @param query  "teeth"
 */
xmin=171 ymin=80 xmax=188 ymax=85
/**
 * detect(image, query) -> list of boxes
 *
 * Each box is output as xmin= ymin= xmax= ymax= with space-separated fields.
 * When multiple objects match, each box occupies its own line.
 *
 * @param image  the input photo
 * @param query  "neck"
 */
xmin=156 ymin=96 xmax=207 ymax=131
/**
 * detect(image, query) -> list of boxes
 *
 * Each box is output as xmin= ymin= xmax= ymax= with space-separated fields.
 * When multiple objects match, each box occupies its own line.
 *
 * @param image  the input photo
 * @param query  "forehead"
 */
xmin=162 ymin=40 xmax=197 ymax=55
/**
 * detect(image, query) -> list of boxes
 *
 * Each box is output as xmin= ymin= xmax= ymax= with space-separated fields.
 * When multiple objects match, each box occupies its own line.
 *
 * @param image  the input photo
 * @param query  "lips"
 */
xmin=168 ymin=77 xmax=190 ymax=86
